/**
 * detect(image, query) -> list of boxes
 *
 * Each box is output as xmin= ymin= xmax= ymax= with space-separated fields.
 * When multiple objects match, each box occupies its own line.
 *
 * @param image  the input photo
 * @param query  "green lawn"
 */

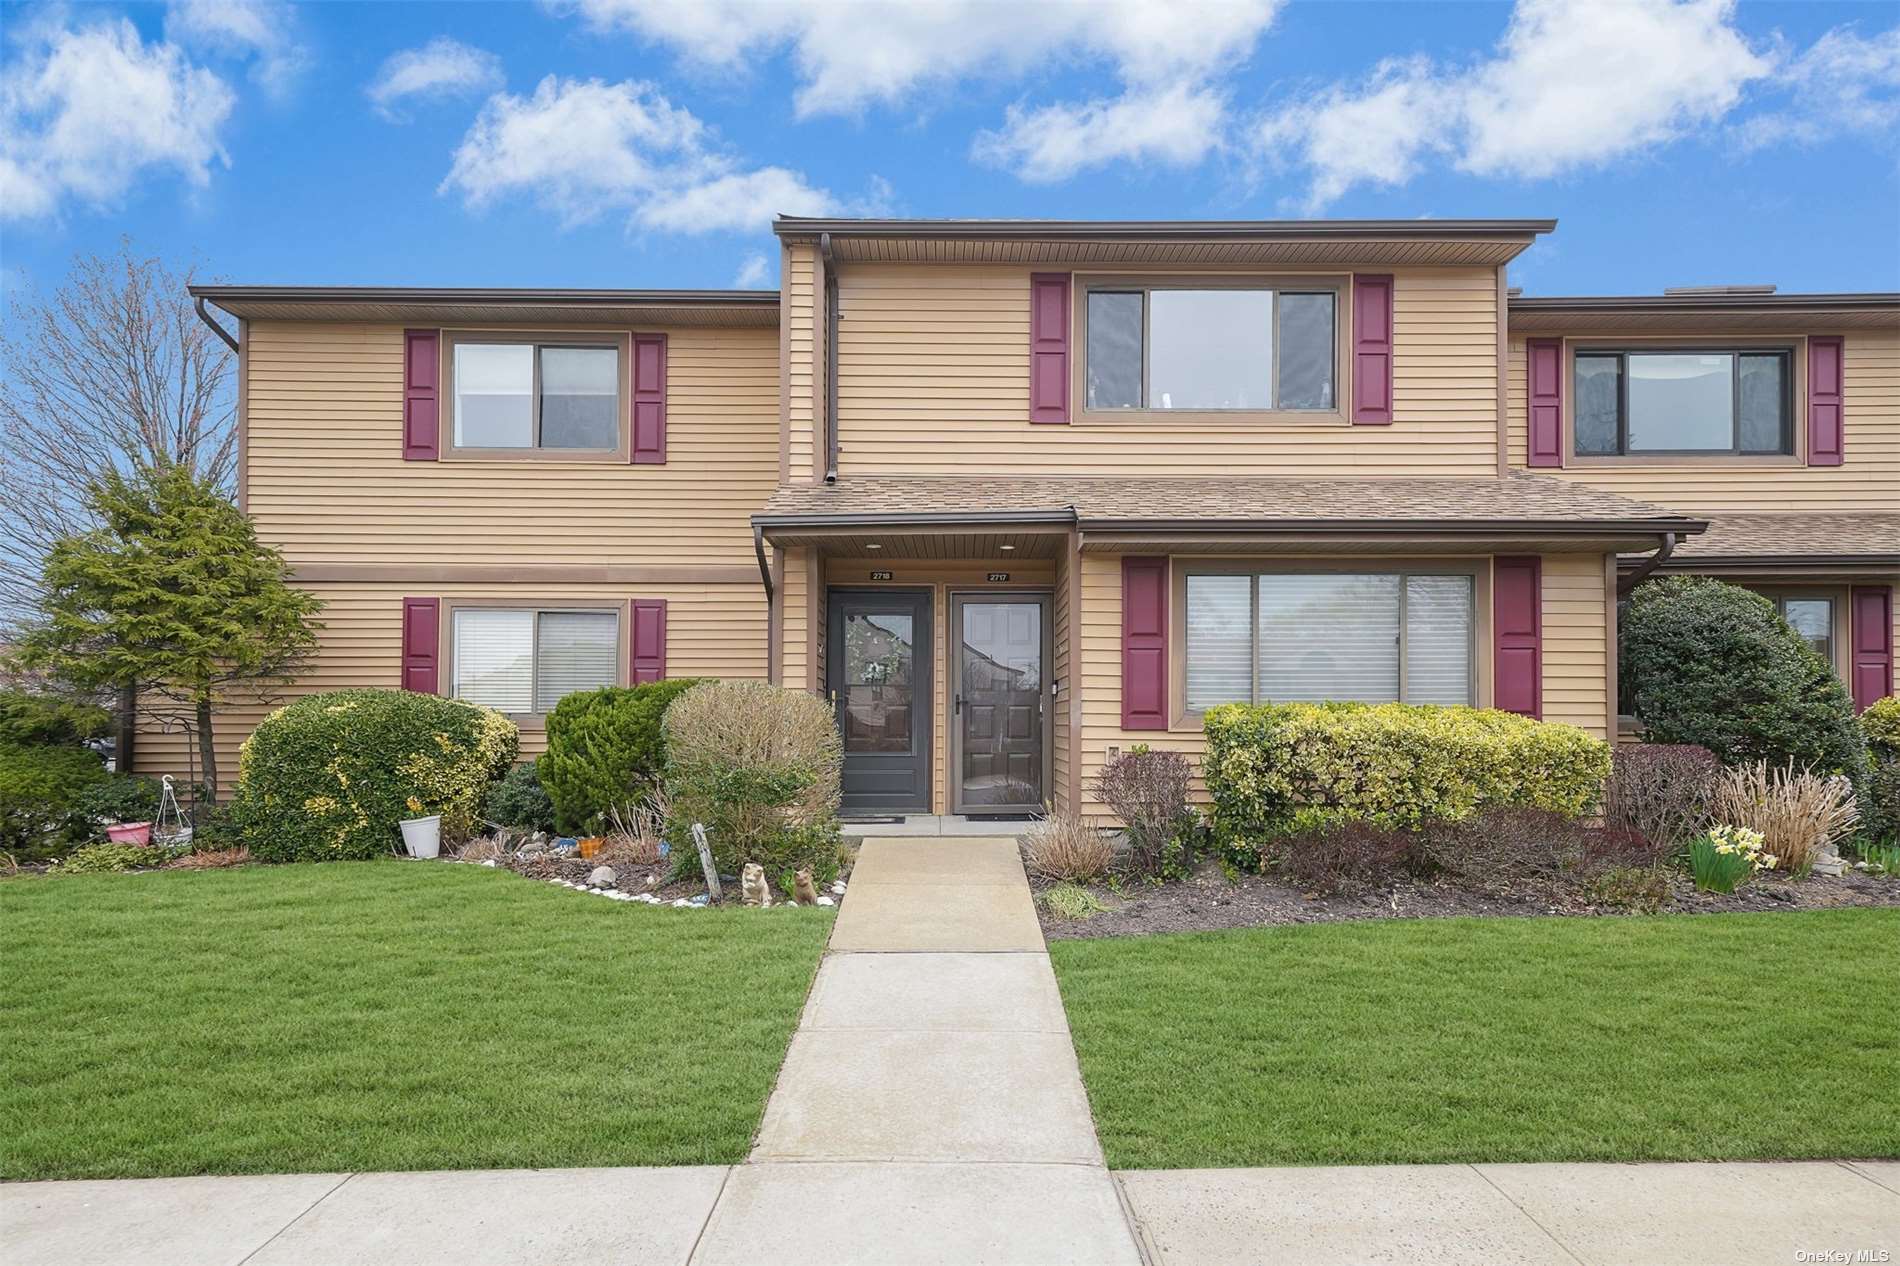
xmin=1050 ymin=910 xmax=1900 ymax=1169
xmin=0 ymin=863 xmax=832 ymax=1180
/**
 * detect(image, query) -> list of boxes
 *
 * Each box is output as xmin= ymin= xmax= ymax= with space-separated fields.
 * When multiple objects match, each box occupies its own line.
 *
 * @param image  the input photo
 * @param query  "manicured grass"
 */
xmin=1050 ymin=910 xmax=1900 ymax=1169
xmin=0 ymin=863 xmax=832 ymax=1179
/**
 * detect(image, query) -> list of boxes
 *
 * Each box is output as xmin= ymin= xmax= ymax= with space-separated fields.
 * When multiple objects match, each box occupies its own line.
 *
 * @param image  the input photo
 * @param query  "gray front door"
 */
xmin=829 ymin=589 xmax=932 ymax=813
xmin=952 ymin=593 xmax=1050 ymax=814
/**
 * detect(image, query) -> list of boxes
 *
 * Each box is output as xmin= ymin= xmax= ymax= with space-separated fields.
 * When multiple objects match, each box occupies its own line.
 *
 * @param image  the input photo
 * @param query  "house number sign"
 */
xmin=869 ymin=569 xmax=893 ymax=581
xmin=987 ymin=572 xmax=1010 ymax=582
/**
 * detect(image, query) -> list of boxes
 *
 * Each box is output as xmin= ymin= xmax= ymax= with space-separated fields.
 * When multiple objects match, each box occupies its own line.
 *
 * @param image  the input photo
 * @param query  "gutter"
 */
xmin=194 ymin=295 xmax=239 ymax=353
xmin=773 ymin=216 xmax=1558 ymax=240
xmin=820 ymin=232 xmax=839 ymax=484
xmin=1076 ymin=516 xmax=1709 ymax=537
xmin=1617 ymin=532 xmax=1677 ymax=596
xmin=187 ymin=285 xmax=780 ymax=306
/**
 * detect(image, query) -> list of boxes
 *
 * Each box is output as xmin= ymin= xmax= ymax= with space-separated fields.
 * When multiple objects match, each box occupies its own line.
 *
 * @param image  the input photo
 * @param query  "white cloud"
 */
xmin=552 ymin=0 xmax=1280 ymax=183
xmin=367 ymin=37 xmax=505 ymax=120
xmin=1253 ymin=0 xmax=1774 ymax=210
xmin=973 ymin=81 xmax=1228 ymax=183
xmin=166 ymin=0 xmax=307 ymax=100
xmin=731 ymin=252 xmax=770 ymax=288
xmin=1737 ymin=24 xmax=1900 ymax=150
xmin=1 ymin=17 xmax=235 ymax=221
xmin=441 ymin=75 xmax=869 ymax=234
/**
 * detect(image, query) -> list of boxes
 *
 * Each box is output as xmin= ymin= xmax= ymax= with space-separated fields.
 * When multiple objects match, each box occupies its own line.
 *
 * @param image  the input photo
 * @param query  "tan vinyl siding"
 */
xmin=1051 ymin=541 xmax=1073 ymax=816
xmin=778 ymin=547 xmax=811 ymax=690
xmin=834 ymin=264 xmax=1500 ymax=476
xmin=783 ymin=244 xmax=820 ymax=482
xmin=244 ymin=321 xmax=779 ymax=566
xmin=1540 ymin=552 xmax=1610 ymax=739
xmin=133 ymin=582 xmax=766 ymax=794
xmin=1504 ymin=328 xmax=1900 ymax=511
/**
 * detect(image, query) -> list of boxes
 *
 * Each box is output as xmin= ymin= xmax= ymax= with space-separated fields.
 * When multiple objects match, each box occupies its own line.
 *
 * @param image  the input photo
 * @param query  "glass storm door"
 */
xmin=828 ymin=590 xmax=932 ymax=813
xmin=953 ymin=594 xmax=1050 ymax=814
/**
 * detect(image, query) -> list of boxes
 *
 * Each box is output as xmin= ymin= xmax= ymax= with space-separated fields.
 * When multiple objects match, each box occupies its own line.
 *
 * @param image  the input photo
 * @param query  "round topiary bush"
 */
xmin=538 ymin=679 xmax=703 ymax=832
xmin=233 ymin=689 xmax=517 ymax=863
xmin=1863 ymin=695 xmax=1900 ymax=760
xmin=484 ymin=758 xmax=556 ymax=834
xmin=662 ymin=679 xmax=843 ymax=892
xmin=1622 ymin=576 xmax=1866 ymax=776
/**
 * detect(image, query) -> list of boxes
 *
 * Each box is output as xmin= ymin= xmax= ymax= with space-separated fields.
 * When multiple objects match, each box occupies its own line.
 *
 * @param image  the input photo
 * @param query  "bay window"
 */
xmin=1085 ymin=284 xmax=1338 ymax=412
xmin=1575 ymin=348 xmax=1792 ymax=456
xmin=452 ymin=607 xmax=619 ymax=714
xmin=451 ymin=338 xmax=622 ymax=451
xmin=1184 ymin=570 xmax=1475 ymax=712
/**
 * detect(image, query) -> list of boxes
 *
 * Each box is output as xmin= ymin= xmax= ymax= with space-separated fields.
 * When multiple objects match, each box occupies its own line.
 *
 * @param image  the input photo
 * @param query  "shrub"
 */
xmin=1270 ymin=819 xmax=1420 ymax=895
xmin=1687 ymin=824 xmax=1770 ymax=893
xmin=1862 ymin=696 xmax=1900 ymax=758
xmin=1859 ymin=758 xmax=1900 ymax=849
xmin=232 ymin=689 xmax=517 ymax=863
xmin=0 ymin=690 xmax=110 ymax=747
xmin=1710 ymin=760 xmax=1859 ymax=875
xmin=74 ymin=774 xmax=162 ymax=825
xmin=0 ymin=741 xmax=109 ymax=861
xmin=1603 ymin=744 xmax=1720 ymax=850
xmin=1092 ymin=745 xmax=1197 ymax=878
xmin=484 ymin=759 xmax=556 ymax=833
xmin=56 ymin=842 xmax=183 ymax=874
xmin=1414 ymin=807 xmax=1660 ymax=899
xmin=1622 ymin=577 xmax=1865 ymax=776
xmin=1202 ymin=701 xmax=1611 ymax=852
xmin=540 ymin=679 xmax=703 ymax=833
xmin=662 ymin=680 xmax=843 ymax=890
xmin=1024 ymin=813 xmax=1115 ymax=881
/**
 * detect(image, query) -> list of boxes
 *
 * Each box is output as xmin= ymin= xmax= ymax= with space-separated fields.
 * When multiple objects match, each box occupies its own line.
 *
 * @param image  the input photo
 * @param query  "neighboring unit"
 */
xmin=149 ymin=220 xmax=1898 ymax=824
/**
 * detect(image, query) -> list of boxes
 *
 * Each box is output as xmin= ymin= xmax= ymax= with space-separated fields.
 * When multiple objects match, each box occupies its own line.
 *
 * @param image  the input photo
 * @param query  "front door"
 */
xmin=828 ymin=589 xmax=932 ymax=813
xmin=952 ymin=593 xmax=1051 ymax=814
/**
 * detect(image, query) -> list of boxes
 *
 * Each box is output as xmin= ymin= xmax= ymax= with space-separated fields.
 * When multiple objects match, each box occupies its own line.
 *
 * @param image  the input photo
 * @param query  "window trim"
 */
xmin=1755 ymin=585 xmax=1850 ymax=680
xmin=1072 ymin=273 xmax=1350 ymax=427
xmin=1170 ymin=558 xmax=1489 ymax=726
xmin=441 ymin=330 xmax=632 ymax=462
xmin=1561 ymin=335 xmax=1809 ymax=467
xmin=1573 ymin=345 xmax=1794 ymax=458
xmin=441 ymin=599 xmax=628 ymax=726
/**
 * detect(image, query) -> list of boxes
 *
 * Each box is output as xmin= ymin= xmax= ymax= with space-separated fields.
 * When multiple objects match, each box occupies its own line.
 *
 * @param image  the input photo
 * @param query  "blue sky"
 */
xmin=3 ymin=0 xmax=1898 ymax=301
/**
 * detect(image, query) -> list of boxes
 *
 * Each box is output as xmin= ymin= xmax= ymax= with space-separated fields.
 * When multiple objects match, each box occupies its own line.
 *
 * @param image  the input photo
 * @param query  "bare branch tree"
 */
xmin=1 ymin=240 xmax=235 ymax=621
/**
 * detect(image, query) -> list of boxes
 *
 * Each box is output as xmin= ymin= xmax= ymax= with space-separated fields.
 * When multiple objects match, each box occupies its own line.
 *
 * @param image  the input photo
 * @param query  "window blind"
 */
xmin=1256 ymin=575 xmax=1400 ymax=703
xmin=534 ymin=611 xmax=618 ymax=712
xmin=453 ymin=609 xmax=533 ymax=711
xmin=1185 ymin=574 xmax=1252 ymax=711
xmin=1404 ymin=575 xmax=1473 ymax=706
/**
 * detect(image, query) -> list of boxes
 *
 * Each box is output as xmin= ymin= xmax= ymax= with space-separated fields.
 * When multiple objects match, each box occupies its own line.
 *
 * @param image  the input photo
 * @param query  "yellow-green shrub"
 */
xmin=1203 ymin=702 xmax=1611 ymax=854
xmin=233 ymin=689 xmax=517 ymax=862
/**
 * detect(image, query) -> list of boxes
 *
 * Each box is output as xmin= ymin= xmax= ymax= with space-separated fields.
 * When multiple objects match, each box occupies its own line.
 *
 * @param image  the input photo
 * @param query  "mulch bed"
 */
xmin=1035 ymin=860 xmax=1900 ymax=940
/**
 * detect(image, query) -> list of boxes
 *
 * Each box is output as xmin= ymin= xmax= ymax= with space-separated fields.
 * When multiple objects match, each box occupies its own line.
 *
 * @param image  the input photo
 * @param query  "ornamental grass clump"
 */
xmin=1024 ymin=813 xmax=1115 ymax=882
xmin=1687 ymin=824 xmax=1773 ymax=894
xmin=1711 ymin=760 xmax=1859 ymax=876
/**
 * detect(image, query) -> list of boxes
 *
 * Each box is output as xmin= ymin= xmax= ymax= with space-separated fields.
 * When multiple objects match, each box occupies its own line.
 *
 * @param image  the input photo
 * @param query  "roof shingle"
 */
xmin=1666 ymin=513 xmax=1900 ymax=565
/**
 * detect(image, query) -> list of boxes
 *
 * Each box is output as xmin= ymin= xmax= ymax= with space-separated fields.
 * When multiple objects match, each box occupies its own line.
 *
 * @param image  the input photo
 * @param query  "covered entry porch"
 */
xmin=755 ymin=514 xmax=1082 ymax=819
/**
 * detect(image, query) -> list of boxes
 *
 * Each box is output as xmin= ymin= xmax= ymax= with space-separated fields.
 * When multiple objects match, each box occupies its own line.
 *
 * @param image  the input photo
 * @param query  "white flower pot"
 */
xmin=400 ymin=815 xmax=442 ymax=859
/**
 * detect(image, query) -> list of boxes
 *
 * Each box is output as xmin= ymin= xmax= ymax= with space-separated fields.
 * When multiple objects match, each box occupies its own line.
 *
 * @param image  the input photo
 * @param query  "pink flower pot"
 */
xmin=105 ymin=822 xmax=153 ymax=845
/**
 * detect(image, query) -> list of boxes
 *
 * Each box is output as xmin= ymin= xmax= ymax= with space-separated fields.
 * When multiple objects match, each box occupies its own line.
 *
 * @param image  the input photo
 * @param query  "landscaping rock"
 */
xmin=589 ymin=865 xmax=617 ymax=889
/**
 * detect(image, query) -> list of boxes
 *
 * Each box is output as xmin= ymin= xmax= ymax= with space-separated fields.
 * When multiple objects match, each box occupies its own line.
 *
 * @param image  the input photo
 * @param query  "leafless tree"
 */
xmin=1 ymin=240 xmax=236 ymax=621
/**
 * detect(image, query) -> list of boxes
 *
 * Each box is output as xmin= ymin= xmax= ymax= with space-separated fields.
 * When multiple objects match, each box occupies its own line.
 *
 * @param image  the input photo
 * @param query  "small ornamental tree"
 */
xmin=12 ymin=467 xmax=322 ymax=799
xmin=1621 ymin=576 xmax=1865 ymax=777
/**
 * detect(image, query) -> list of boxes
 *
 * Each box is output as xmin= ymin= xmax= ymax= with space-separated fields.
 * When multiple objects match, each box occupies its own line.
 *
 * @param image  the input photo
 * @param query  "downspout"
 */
xmin=194 ymin=295 xmax=239 ymax=353
xmin=753 ymin=523 xmax=775 ymax=601
xmin=820 ymin=233 xmax=840 ymax=483
xmin=1618 ymin=531 xmax=1677 ymax=596
xmin=754 ymin=522 xmax=778 ymax=683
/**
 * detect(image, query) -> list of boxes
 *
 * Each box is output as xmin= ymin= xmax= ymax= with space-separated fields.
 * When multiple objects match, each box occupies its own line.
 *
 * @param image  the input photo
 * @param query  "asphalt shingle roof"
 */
xmin=1667 ymin=513 xmax=1900 ymax=564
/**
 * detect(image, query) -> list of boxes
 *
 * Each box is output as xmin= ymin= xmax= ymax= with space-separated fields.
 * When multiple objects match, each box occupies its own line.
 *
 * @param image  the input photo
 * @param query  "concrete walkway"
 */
xmin=693 ymin=835 xmax=1143 ymax=1265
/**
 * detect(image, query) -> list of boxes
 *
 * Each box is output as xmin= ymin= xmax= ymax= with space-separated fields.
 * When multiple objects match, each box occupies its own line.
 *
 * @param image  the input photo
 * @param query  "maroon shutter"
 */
xmin=1029 ymin=272 xmax=1071 ymax=424
xmin=401 ymin=598 xmax=440 ymax=694
xmin=1808 ymin=335 xmax=1844 ymax=467
xmin=630 ymin=599 xmax=667 ymax=684
xmin=403 ymin=330 xmax=439 ymax=460
xmin=632 ymin=333 xmax=667 ymax=464
xmin=1526 ymin=338 xmax=1564 ymax=468
xmin=1121 ymin=556 xmax=1168 ymax=730
xmin=1851 ymin=585 xmax=1893 ymax=712
xmin=1350 ymin=274 xmax=1393 ymax=425
xmin=1492 ymin=557 xmax=1542 ymax=719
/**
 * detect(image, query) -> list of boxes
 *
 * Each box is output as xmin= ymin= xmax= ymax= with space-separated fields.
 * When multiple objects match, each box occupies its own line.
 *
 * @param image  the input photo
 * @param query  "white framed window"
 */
xmin=451 ymin=340 xmax=621 ymax=451
xmin=1184 ymin=570 xmax=1474 ymax=712
xmin=452 ymin=608 xmax=619 ymax=713
xmin=1084 ymin=284 xmax=1338 ymax=412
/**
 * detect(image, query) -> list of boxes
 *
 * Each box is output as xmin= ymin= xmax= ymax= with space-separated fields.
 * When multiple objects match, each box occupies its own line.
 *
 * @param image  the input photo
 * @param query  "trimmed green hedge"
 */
xmin=539 ymin=679 xmax=702 ymax=832
xmin=1864 ymin=696 xmax=1900 ymax=760
xmin=1203 ymin=702 xmax=1612 ymax=853
xmin=233 ymin=689 xmax=517 ymax=862
xmin=0 ymin=741 xmax=109 ymax=861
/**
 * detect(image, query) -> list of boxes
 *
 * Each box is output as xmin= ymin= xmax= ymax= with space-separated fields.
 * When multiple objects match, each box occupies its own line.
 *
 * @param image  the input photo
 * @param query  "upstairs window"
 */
xmin=452 ymin=340 xmax=621 ymax=451
xmin=452 ymin=607 xmax=618 ymax=714
xmin=1574 ymin=349 xmax=1792 ymax=456
xmin=1085 ymin=286 xmax=1337 ymax=412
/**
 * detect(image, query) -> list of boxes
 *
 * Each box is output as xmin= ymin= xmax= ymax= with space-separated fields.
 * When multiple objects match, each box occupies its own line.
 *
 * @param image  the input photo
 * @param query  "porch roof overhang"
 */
xmin=1617 ymin=512 xmax=1900 ymax=576
xmin=753 ymin=475 xmax=1705 ymax=558
xmin=1509 ymin=292 xmax=1900 ymax=334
